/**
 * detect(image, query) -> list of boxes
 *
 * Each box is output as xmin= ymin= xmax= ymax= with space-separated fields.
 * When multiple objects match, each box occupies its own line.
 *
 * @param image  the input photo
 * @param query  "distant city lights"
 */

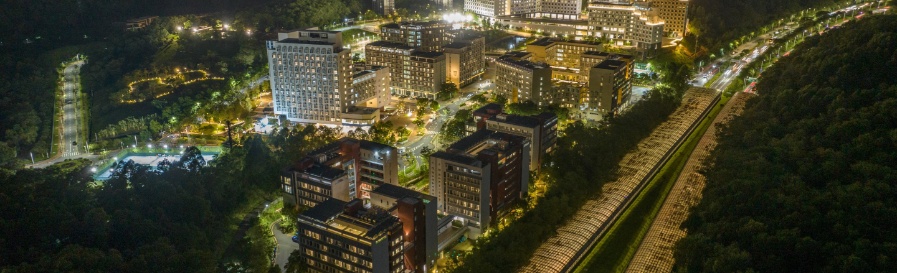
xmin=443 ymin=13 xmax=473 ymax=23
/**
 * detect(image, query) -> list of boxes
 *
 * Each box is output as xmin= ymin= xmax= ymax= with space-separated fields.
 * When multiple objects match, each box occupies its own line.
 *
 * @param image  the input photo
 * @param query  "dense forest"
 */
xmin=686 ymin=0 xmax=837 ymax=54
xmin=0 ymin=124 xmax=344 ymax=272
xmin=674 ymin=15 xmax=897 ymax=272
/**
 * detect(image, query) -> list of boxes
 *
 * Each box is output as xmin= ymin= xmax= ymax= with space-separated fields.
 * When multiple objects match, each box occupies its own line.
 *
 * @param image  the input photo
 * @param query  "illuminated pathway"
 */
xmin=519 ymin=88 xmax=719 ymax=273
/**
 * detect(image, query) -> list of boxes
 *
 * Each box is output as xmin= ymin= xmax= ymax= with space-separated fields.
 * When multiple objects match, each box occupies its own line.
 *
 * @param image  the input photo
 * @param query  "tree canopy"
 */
xmin=674 ymin=15 xmax=897 ymax=273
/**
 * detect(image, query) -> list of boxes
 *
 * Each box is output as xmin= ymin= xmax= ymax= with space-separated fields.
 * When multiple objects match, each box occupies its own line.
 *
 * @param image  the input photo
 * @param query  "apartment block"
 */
xmin=380 ymin=21 xmax=451 ymax=51
xmin=588 ymin=1 xmax=664 ymax=55
xmin=282 ymin=138 xmax=399 ymax=208
xmin=365 ymin=41 xmax=447 ymax=99
xmin=266 ymin=30 xmax=353 ymax=124
xmin=370 ymin=184 xmax=438 ymax=273
xmin=587 ymin=56 xmax=634 ymax=119
xmin=465 ymin=0 xmax=581 ymax=20
xmin=351 ymin=66 xmax=391 ymax=109
xmin=580 ymin=51 xmax=634 ymax=83
xmin=429 ymin=130 xmax=530 ymax=237
xmin=297 ymin=199 xmax=405 ymax=273
xmin=473 ymin=104 xmax=558 ymax=172
xmin=444 ymin=34 xmax=486 ymax=88
xmin=494 ymin=52 xmax=552 ymax=105
xmin=526 ymin=38 xmax=604 ymax=69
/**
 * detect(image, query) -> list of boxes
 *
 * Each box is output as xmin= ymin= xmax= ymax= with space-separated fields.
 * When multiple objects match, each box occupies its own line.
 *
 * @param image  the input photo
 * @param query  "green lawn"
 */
xmin=574 ymin=94 xmax=730 ymax=273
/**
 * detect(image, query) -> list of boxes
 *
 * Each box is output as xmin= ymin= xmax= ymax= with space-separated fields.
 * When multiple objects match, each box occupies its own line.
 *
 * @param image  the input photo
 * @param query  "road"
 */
xmin=272 ymin=219 xmax=299 ymax=272
xmin=27 ymin=60 xmax=93 ymax=168
xmin=62 ymin=60 xmax=86 ymax=157
xmin=397 ymin=76 xmax=490 ymax=169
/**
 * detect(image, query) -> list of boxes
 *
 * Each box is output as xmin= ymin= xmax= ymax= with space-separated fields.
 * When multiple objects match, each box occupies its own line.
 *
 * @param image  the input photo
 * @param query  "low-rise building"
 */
xmin=297 ymin=199 xmax=405 ymax=273
xmin=429 ymin=130 xmax=530 ymax=237
xmin=494 ymin=52 xmax=552 ymax=105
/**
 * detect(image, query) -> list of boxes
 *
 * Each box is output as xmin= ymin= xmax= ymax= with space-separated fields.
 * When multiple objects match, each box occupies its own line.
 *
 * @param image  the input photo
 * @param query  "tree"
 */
xmin=176 ymin=146 xmax=206 ymax=172
xmin=438 ymin=82 xmax=459 ymax=101
xmin=284 ymin=249 xmax=309 ymax=273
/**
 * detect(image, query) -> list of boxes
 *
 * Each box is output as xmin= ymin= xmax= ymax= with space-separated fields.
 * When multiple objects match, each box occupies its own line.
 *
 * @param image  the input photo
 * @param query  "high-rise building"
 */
xmin=472 ymin=104 xmax=558 ymax=172
xmin=379 ymin=21 xmax=451 ymax=51
xmin=366 ymin=41 xmax=446 ymax=99
xmin=370 ymin=184 xmax=438 ymax=273
xmin=587 ymin=56 xmax=634 ymax=119
xmin=266 ymin=30 xmax=353 ymax=124
xmin=296 ymin=198 xmax=405 ymax=273
xmin=281 ymin=138 xmax=399 ymax=208
xmin=494 ymin=52 xmax=553 ymax=105
xmin=443 ymin=34 xmax=486 ymax=88
xmin=646 ymin=0 xmax=688 ymax=37
xmin=588 ymin=1 xmax=664 ymax=55
xmin=429 ymin=130 xmax=530 ymax=237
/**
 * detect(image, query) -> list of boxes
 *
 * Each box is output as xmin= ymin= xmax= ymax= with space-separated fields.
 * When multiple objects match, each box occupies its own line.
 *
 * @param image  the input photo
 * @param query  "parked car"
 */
xmin=292 ymin=235 xmax=300 ymax=243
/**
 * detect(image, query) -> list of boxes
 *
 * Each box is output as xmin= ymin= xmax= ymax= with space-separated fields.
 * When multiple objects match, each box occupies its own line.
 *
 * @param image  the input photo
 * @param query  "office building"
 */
xmin=647 ymin=0 xmax=688 ymax=37
xmin=380 ymin=21 xmax=451 ymax=51
xmin=587 ymin=56 xmax=634 ymax=119
xmin=494 ymin=52 xmax=552 ymax=105
xmin=366 ymin=41 xmax=446 ymax=99
xmin=444 ymin=34 xmax=486 ymax=88
xmin=429 ymin=130 xmax=530 ymax=237
xmin=266 ymin=30 xmax=353 ymax=124
xmin=370 ymin=184 xmax=438 ymax=272
xmin=588 ymin=1 xmax=664 ymax=55
xmin=282 ymin=138 xmax=399 ymax=208
xmin=296 ymin=199 xmax=405 ymax=273
xmin=473 ymin=104 xmax=558 ymax=172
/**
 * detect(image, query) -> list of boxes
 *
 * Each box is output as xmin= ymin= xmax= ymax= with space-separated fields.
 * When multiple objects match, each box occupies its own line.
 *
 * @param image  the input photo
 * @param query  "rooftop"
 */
xmin=277 ymin=38 xmax=339 ymax=46
xmin=372 ymin=184 xmax=429 ymax=200
xmin=411 ymin=51 xmax=445 ymax=59
xmin=491 ymin=114 xmax=542 ymax=128
xmin=367 ymin=41 xmax=416 ymax=50
xmin=473 ymin=103 xmax=504 ymax=117
xmin=302 ymin=198 xmax=347 ymax=222
xmin=449 ymin=130 xmax=523 ymax=155
xmin=303 ymin=164 xmax=346 ymax=180
xmin=594 ymin=59 xmax=627 ymax=70
xmin=497 ymin=55 xmax=548 ymax=70
xmin=431 ymin=151 xmax=483 ymax=167
xmin=359 ymin=139 xmax=395 ymax=152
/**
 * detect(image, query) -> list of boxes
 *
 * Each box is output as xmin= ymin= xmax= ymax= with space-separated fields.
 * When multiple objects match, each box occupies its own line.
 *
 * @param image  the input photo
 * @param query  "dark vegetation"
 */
xmin=0 ymin=123 xmax=343 ymax=272
xmin=686 ymin=0 xmax=837 ymax=54
xmin=447 ymin=60 xmax=693 ymax=272
xmin=674 ymin=15 xmax=897 ymax=273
